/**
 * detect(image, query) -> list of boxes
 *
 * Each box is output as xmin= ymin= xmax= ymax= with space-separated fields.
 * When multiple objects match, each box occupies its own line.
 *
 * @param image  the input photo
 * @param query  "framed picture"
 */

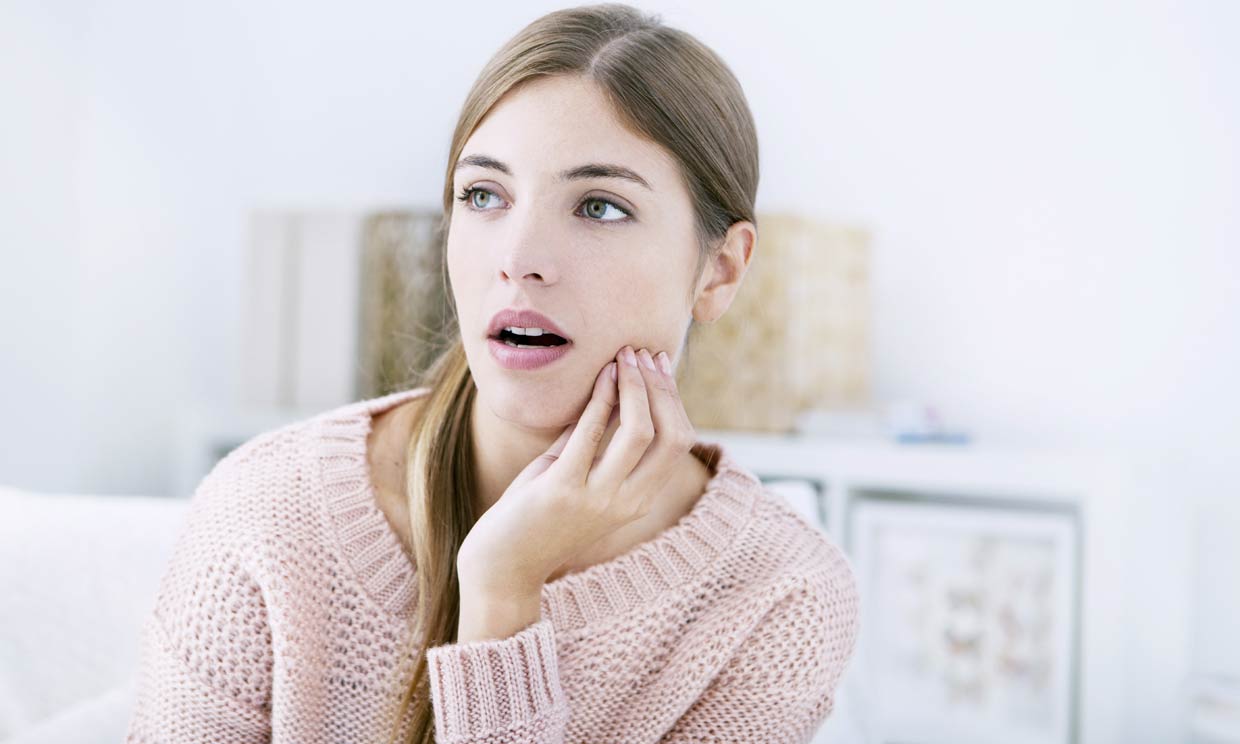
xmin=846 ymin=494 xmax=1080 ymax=744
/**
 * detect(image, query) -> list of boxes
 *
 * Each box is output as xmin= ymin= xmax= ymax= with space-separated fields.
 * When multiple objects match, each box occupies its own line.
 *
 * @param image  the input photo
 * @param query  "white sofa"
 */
xmin=0 ymin=485 xmax=190 ymax=744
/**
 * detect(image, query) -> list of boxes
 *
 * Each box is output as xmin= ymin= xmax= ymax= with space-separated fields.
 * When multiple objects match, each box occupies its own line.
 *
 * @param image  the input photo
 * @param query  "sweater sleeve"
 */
xmin=124 ymin=458 xmax=275 ymax=743
xmin=659 ymin=563 xmax=862 ymax=744
xmin=424 ymin=616 xmax=571 ymax=744
xmin=125 ymin=613 xmax=272 ymax=743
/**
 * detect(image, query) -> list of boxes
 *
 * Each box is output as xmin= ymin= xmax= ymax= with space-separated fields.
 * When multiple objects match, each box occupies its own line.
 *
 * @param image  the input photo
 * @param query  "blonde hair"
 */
xmin=383 ymin=4 xmax=759 ymax=741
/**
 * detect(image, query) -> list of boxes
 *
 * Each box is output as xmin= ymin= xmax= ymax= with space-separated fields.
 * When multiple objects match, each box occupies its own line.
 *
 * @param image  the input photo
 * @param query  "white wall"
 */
xmin=2 ymin=1 xmax=1236 ymax=740
xmin=0 ymin=2 xmax=87 ymax=492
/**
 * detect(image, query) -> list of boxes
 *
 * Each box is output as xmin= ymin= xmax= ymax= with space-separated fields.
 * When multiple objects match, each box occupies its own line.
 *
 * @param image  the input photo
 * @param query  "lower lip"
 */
xmin=487 ymin=337 xmax=573 ymax=370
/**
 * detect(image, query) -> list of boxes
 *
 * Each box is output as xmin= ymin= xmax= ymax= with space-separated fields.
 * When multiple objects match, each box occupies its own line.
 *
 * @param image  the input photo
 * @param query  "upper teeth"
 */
xmin=504 ymin=326 xmax=548 ymax=336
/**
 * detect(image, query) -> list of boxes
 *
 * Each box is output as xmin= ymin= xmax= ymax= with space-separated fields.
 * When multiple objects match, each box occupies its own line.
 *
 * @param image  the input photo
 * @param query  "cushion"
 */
xmin=0 ymin=485 xmax=189 ymax=739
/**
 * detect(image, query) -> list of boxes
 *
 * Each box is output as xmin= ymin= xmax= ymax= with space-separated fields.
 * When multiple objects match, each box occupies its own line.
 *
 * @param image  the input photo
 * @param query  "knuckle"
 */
xmin=632 ymin=424 xmax=655 ymax=444
xmin=674 ymin=429 xmax=696 ymax=451
xmin=586 ymin=422 xmax=608 ymax=445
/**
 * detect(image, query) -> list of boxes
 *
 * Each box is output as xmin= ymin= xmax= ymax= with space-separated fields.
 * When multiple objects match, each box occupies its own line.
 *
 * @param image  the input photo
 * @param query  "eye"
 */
xmin=455 ymin=185 xmax=634 ymax=224
xmin=455 ymin=186 xmax=507 ymax=211
xmin=576 ymin=196 xmax=632 ymax=223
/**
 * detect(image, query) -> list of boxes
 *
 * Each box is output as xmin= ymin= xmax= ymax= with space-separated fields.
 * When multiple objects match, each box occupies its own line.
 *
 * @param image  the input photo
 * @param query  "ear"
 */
xmin=691 ymin=220 xmax=756 ymax=324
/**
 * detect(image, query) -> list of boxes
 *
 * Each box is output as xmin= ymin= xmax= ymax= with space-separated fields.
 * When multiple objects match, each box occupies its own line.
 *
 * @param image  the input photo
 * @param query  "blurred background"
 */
xmin=1 ymin=1 xmax=1237 ymax=743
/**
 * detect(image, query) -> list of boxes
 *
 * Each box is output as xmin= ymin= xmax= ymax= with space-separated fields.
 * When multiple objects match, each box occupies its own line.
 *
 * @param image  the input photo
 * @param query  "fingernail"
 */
xmin=656 ymin=351 xmax=672 ymax=376
xmin=622 ymin=346 xmax=638 ymax=367
xmin=609 ymin=362 xmax=618 ymax=381
xmin=638 ymin=348 xmax=657 ymax=372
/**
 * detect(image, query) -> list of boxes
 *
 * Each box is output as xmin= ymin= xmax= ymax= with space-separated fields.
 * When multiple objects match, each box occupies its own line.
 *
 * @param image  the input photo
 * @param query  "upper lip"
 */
xmin=487 ymin=308 xmax=573 ymax=342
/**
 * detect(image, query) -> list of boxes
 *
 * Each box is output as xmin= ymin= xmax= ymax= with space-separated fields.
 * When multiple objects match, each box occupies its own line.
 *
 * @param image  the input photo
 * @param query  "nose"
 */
xmin=500 ymin=262 xmax=547 ymax=283
xmin=498 ymin=217 xmax=559 ymax=285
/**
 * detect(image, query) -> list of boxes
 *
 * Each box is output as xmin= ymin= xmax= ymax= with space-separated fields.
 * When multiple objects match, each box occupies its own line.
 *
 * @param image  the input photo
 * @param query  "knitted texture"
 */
xmin=125 ymin=387 xmax=861 ymax=743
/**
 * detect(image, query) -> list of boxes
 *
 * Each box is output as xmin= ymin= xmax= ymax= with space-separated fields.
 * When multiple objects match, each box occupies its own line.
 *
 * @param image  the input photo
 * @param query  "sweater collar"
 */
xmin=315 ymin=387 xmax=760 ymax=632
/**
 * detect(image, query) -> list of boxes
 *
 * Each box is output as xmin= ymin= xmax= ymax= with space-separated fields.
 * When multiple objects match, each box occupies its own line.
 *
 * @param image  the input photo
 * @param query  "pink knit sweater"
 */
xmin=125 ymin=387 xmax=860 ymax=743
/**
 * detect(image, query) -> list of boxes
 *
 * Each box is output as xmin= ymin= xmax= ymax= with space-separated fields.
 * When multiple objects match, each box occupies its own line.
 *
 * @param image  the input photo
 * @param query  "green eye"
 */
xmin=456 ymin=186 xmax=504 ymax=210
xmin=578 ymin=197 xmax=632 ymax=222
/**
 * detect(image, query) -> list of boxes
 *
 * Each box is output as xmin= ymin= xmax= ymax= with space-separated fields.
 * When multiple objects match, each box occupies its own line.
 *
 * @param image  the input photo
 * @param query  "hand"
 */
xmin=455 ymin=345 xmax=697 ymax=600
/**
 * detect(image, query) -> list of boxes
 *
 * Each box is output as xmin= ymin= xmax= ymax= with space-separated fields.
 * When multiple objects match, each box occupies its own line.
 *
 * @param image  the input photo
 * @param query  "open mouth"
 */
xmin=491 ymin=328 xmax=571 ymax=349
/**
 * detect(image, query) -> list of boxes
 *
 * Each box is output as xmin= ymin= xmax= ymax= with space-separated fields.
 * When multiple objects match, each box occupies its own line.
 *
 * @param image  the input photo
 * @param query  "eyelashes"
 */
xmin=454 ymin=186 xmax=634 ymax=224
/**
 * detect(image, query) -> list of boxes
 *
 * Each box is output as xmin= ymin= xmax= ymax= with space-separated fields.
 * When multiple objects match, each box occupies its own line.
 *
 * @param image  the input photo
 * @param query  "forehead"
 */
xmin=459 ymin=75 xmax=678 ymax=190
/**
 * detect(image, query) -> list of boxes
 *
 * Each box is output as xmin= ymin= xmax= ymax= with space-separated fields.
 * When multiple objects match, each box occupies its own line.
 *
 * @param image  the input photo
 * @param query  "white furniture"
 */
xmin=0 ymin=486 xmax=190 ymax=743
xmin=700 ymin=430 xmax=1192 ymax=744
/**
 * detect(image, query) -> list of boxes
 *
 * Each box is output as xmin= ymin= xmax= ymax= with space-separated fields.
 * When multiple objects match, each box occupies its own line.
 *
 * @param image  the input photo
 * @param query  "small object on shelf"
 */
xmin=895 ymin=431 xmax=972 ymax=445
xmin=884 ymin=399 xmax=973 ymax=445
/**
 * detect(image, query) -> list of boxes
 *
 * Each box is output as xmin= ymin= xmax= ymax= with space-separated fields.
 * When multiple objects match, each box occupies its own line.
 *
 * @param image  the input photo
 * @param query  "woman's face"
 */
xmin=447 ymin=75 xmax=703 ymax=429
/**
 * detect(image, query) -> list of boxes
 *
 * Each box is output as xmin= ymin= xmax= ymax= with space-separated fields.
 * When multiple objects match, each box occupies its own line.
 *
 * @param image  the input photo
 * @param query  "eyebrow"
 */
xmin=454 ymin=154 xmax=653 ymax=191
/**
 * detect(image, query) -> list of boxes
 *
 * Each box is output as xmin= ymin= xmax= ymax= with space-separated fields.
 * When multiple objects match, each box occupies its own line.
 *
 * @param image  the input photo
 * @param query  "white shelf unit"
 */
xmin=699 ymin=430 xmax=1167 ymax=744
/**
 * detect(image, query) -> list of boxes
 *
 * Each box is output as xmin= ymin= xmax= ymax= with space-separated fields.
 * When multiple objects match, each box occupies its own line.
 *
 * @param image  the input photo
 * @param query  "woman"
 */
xmin=125 ymin=4 xmax=860 ymax=743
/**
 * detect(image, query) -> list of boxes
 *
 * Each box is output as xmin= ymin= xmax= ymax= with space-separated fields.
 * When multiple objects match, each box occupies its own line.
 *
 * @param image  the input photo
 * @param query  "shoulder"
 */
xmin=728 ymin=492 xmax=861 ymax=664
xmin=181 ymin=398 xmax=372 ymax=553
xmin=729 ymin=487 xmax=861 ymax=660
xmin=740 ymin=486 xmax=858 ymax=595
xmin=698 ymin=478 xmax=860 ymax=649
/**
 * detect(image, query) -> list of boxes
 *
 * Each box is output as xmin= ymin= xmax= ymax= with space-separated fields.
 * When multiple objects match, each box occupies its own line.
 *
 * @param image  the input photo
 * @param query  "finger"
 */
xmin=587 ymin=346 xmax=654 ymax=493
xmin=508 ymin=450 xmax=557 ymax=490
xmin=507 ymin=421 xmax=575 ymax=490
xmin=545 ymin=419 xmax=577 ymax=459
xmin=553 ymin=359 xmax=621 ymax=483
xmin=590 ymin=403 xmax=622 ymax=468
xmin=624 ymin=349 xmax=697 ymax=490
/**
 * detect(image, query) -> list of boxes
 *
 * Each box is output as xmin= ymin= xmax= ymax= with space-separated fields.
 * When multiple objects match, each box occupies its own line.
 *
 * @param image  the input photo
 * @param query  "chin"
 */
xmin=476 ymin=370 xmax=593 ymax=430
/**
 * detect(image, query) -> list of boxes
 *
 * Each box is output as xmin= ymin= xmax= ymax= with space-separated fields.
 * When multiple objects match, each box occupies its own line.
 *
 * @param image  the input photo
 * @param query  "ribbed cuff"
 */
xmin=425 ymin=617 xmax=570 ymax=742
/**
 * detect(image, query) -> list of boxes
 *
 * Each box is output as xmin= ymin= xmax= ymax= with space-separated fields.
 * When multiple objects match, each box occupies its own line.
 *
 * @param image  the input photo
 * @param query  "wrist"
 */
xmin=457 ymin=556 xmax=545 ymax=600
xmin=456 ymin=585 xmax=543 ymax=643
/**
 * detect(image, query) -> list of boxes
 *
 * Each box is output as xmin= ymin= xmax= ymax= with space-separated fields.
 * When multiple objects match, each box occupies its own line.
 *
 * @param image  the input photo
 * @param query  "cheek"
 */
xmin=445 ymin=238 xmax=488 ymax=344
xmin=446 ymin=229 xmax=490 ymax=289
xmin=592 ymin=254 xmax=668 ymax=303
xmin=585 ymin=263 xmax=686 ymax=355
xmin=624 ymin=257 xmax=686 ymax=316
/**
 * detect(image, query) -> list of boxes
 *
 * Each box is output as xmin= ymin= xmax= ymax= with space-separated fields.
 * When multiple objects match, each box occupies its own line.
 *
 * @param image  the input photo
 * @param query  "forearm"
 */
xmin=456 ymin=586 xmax=543 ymax=643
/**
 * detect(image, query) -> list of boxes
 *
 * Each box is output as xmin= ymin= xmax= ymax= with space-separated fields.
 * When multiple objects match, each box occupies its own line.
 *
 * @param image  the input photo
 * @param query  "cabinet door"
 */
xmin=846 ymin=496 xmax=1080 ymax=744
